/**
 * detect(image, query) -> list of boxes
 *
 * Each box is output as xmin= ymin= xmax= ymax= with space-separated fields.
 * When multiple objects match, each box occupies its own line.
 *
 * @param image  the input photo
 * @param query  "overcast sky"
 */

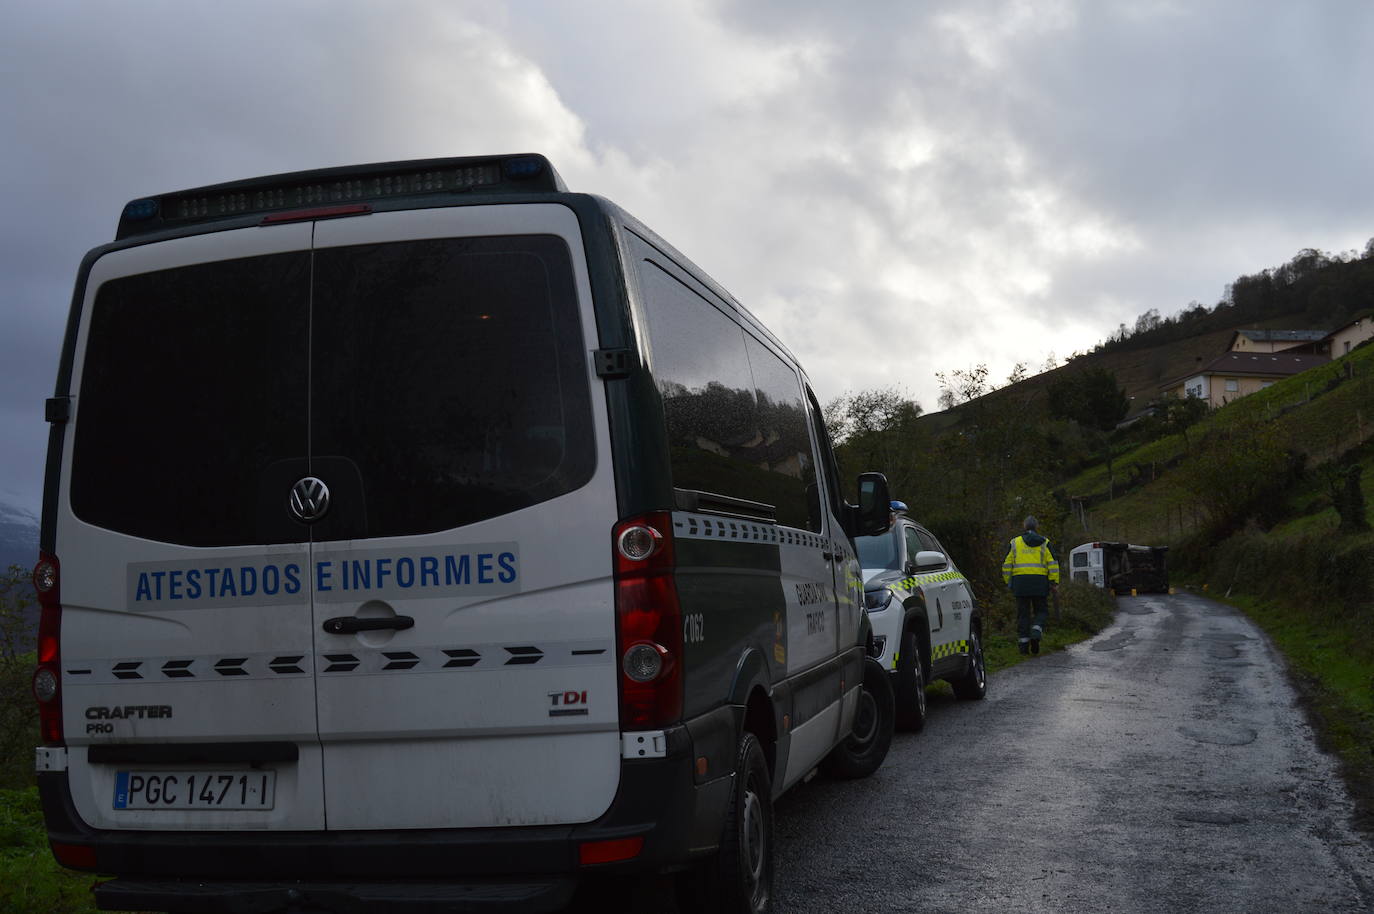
xmin=3 ymin=0 xmax=1373 ymax=517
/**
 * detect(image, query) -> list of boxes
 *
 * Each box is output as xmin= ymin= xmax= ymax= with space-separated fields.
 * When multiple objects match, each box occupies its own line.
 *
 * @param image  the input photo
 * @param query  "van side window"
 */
xmin=638 ymin=258 xmax=818 ymax=530
xmin=804 ymin=386 xmax=839 ymax=530
xmin=915 ymin=528 xmax=946 ymax=564
xmin=743 ymin=334 xmax=820 ymax=527
xmin=903 ymin=526 xmax=922 ymax=566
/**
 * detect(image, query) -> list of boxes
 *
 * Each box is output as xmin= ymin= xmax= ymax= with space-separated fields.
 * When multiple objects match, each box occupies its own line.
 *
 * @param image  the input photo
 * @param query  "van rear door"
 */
xmin=306 ymin=204 xmax=621 ymax=830
xmin=57 ymin=223 xmax=325 ymax=831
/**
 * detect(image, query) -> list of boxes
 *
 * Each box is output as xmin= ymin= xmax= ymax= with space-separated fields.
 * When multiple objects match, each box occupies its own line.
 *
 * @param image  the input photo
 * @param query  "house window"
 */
xmin=1224 ymin=378 xmax=1239 ymax=392
xmin=1346 ymin=341 xmax=1353 ymax=355
xmin=1261 ymin=381 xmax=1274 ymax=389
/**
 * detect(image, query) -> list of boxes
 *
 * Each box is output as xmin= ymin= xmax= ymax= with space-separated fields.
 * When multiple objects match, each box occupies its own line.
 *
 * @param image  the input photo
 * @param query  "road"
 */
xmin=572 ymin=590 xmax=1374 ymax=912
xmin=770 ymin=590 xmax=1374 ymax=913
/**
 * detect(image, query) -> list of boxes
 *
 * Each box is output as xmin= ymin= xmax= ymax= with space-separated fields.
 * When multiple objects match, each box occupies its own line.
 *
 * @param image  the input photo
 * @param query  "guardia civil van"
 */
xmin=31 ymin=153 xmax=896 ymax=914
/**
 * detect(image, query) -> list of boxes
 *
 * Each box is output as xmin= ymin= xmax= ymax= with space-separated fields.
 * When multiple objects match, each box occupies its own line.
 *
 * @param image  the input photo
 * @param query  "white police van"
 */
xmin=856 ymin=506 xmax=986 ymax=730
xmin=30 ymin=153 xmax=896 ymax=914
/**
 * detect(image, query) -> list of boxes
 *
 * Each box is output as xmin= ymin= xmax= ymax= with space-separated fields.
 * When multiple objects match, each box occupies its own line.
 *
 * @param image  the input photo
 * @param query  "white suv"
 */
xmin=855 ymin=506 xmax=986 ymax=730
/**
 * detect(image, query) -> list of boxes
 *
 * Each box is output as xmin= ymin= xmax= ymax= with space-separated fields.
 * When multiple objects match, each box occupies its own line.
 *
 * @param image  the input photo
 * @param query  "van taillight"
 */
xmin=613 ymin=513 xmax=682 ymax=729
xmin=32 ymin=552 xmax=63 ymax=745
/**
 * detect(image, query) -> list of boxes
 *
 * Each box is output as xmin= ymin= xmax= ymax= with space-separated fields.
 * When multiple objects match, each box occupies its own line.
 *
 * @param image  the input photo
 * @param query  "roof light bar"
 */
xmin=115 ymin=153 xmax=564 ymax=240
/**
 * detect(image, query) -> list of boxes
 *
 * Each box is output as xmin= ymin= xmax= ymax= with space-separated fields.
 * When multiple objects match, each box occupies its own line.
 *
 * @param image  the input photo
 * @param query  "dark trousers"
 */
xmin=1016 ymin=594 xmax=1048 ymax=641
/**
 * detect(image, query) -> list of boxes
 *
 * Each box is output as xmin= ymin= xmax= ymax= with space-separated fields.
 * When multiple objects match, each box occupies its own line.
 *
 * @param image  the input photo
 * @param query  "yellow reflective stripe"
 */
xmin=931 ymin=640 xmax=970 ymax=660
xmin=899 ymin=571 xmax=966 ymax=589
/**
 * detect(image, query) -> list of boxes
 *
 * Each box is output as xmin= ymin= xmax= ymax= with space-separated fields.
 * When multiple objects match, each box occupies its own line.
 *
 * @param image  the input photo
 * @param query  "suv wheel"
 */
xmin=952 ymin=627 xmax=988 ymax=700
xmin=894 ymin=628 xmax=928 ymax=732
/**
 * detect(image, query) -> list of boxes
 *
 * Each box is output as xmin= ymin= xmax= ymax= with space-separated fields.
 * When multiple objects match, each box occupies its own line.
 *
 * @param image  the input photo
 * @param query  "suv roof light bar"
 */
xmin=115 ymin=153 xmax=565 ymax=240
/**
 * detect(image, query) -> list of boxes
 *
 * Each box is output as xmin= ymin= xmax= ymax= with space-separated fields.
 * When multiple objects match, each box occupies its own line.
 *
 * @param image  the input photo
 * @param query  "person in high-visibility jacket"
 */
xmin=1002 ymin=515 xmax=1060 ymax=655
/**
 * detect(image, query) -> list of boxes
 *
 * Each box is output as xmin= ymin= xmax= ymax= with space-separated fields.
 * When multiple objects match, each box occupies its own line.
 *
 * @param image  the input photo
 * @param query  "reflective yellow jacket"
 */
xmin=1001 ymin=532 xmax=1060 ymax=597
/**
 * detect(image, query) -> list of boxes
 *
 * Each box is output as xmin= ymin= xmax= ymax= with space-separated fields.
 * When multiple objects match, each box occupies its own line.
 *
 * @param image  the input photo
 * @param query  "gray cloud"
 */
xmin=3 ymin=0 xmax=1372 ymax=514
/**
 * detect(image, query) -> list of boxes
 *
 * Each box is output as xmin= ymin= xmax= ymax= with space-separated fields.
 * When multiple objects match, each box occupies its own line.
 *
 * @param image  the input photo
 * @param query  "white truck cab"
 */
xmin=31 ymin=154 xmax=895 ymax=914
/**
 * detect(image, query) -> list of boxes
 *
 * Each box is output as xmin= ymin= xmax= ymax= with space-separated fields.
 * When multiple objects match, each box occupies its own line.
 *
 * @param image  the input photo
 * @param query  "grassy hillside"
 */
xmin=884 ymin=331 xmax=1374 ymax=830
xmin=1067 ymin=340 xmax=1374 ymax=546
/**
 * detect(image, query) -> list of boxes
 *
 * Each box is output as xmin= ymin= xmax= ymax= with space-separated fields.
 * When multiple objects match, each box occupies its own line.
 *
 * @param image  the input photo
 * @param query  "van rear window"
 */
xmin=310 ymin=236 xmax=594 ymax=540
xmin=73 ymin=252 xmax=311 ymax=547
xmin=72 ymin=235 xmax=594 ymax=546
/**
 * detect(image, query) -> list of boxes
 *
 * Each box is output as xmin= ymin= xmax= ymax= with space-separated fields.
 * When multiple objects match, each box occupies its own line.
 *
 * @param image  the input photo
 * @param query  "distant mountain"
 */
xmin=0 ymin=500 xmax=38 ymax=576
xmin=0 ymin=499 xmax=39 ymax=639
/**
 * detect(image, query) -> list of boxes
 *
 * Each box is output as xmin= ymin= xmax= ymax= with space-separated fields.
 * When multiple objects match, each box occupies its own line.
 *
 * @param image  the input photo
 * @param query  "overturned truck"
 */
xmin=1068 ymin=542 xmax=1169 ymax=594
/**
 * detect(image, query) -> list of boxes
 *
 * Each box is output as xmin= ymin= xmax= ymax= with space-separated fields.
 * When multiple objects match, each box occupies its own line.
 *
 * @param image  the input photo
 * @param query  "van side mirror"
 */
xmin=846 ymin=472 xmax=891 ymax=538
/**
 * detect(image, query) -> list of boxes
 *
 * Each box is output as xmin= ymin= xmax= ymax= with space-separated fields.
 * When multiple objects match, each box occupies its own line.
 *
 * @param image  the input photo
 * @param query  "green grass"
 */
xmin=0 ymin=788 xmax=106 ymax=914
xmin=1218 ymin=593 xmax=1374 ymax=832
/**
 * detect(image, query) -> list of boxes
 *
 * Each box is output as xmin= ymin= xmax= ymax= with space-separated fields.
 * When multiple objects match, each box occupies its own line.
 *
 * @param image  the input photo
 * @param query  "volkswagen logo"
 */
xmin=289 ymin=477 xmax=331 ymax=523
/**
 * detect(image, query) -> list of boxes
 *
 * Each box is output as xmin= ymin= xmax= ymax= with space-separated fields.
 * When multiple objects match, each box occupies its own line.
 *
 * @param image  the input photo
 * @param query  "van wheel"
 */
xmin=821 ymin=658 xmax=895 ymax=779
xmin=952 ymin=627 xmax=988 ymax=700
xmin=894 ymin=629 xmax=927 ymax=732
xmin=676 ymin=731 xmax=774 ymax=914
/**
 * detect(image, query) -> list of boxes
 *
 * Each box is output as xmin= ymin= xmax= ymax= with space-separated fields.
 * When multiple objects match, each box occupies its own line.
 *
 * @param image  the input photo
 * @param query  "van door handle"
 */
xmin=322 ymin=616 xmax=415 ymax=635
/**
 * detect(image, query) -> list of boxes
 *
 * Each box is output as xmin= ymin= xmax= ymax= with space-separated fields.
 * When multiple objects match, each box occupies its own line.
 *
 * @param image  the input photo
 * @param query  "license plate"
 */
xmin=113 ymin=770 xmax=276 ymax=810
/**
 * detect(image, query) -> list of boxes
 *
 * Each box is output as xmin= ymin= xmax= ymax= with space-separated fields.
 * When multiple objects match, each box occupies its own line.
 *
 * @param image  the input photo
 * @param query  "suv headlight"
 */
xmin=864 ymin=588 xmax=893 ymax=611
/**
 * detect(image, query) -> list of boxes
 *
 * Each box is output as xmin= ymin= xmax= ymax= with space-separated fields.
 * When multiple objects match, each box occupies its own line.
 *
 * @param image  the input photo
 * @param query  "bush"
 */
xmin=1207 ymin=531 xmax=1374 ymax=644
xmin=1 ymin=566 xmax=38 ymax=790
xmin=1056 ymin=579 xmax=1119 ymax=634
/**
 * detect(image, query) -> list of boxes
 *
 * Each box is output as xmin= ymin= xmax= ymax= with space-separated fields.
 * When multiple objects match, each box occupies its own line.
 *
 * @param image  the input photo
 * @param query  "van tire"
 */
xmin=952 ymin=626 xmax=988 ymax=700
xmin=893 ymin=628 xmax=927 ymax=732
xmin=822 ymin=657 xmax=895 ymax=779
xmin=677 ymin=731 xmax=774 ymax=914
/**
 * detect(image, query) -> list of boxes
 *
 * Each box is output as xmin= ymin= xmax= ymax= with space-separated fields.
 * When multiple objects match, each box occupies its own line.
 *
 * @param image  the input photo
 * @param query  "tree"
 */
xmin=1047 ymin=367 xmax=1130 ymax=497
xmin=1324 ymin=463 xmax=1371 ymax=533
xmin=1160 ymin=394 xmax=1210 ymax=452
xmin=825 ymin=387 xmax=925 ymax=502
xmin=825 ymin=387 xmax=922 ymax=444
xmin=935 ymin=364 xmax=990 ymax=411
xmin=1046 ymin=367 xmax=1129 ymax=433
xmin=1133 ymin=308 xmax=1162 ymax=337
xmin=1182 ymin=418 xmax=1293 ymax=533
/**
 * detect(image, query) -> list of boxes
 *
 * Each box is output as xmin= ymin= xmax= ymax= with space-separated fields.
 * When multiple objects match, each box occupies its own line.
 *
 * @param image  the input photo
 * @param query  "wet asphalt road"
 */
xmin=768 ymin=591 xmax=1374 ymax=913
xmin=572 ymin=591 xmax=1374 ymax=912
